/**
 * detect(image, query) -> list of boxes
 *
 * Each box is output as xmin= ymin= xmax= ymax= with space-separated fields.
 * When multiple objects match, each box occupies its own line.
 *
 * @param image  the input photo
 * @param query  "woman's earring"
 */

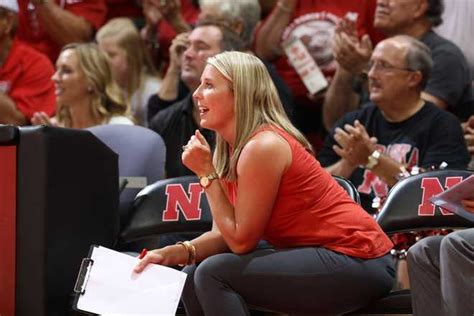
xmin=87 ymin=86 xmax=93 ymax=93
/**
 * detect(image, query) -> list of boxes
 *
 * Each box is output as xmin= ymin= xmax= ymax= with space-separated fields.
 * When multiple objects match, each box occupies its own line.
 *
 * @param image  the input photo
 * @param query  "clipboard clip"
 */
xmin=74 ymin=258 xmax=94 ymax=295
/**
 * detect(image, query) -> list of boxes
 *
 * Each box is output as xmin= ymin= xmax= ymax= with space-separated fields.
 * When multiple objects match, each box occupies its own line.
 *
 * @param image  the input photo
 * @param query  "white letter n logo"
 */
xmin=162 ymin=183 xmax=204 ymax=221
xmin=418 ymin=177 xmax=463 ymax=216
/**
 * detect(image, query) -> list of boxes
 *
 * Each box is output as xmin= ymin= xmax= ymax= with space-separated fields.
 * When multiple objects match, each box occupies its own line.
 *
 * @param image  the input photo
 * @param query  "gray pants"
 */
xmin=181 ymin=247 xmax=395 ymax=315
xmin=407 ymin=229 xmax=474 ymax=316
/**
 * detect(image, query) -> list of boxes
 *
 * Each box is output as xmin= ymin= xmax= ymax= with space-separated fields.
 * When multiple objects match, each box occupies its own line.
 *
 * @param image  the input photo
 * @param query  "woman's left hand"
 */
xmin=182 ymin=130 xmax=215 ymax=176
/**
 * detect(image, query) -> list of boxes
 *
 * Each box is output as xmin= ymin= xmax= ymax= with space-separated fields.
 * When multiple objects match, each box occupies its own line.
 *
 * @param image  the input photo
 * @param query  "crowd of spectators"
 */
xmin=1 ymin=0 xmax=473 ymax=314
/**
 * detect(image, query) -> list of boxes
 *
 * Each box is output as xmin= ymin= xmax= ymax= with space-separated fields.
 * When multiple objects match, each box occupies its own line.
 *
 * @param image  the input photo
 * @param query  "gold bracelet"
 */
xmin=186 ymin=241 xmax=196 ymax=265
xmin=176 ymin=241 xmax=196 ymax=266
xmin=176 ymin=241 xmax=189 ymax=266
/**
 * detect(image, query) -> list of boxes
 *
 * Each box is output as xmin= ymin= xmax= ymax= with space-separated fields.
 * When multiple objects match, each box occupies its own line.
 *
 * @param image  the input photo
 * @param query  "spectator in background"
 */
xmin=0 ymin=0 xmax=55 ymax=125
xmin=150 ymin=0 xmax=259 ymax=111
xmin=324 ymin=0 xmax=473 ymax=130
xmin=255 ymin=0 xmax=381 ymax=151
xmin=198 ymin=0 xmax=260 ymax=51
xmin=149 ymin=1 xmax=295 ymax=121
xmin=148 ymin=23 xmax=244 ymax=179
xmin=435 ymin=0 xmax=474 ymax=170
xmin=148 ymin=31 xmax=188 ymax=113
xmin=318 ymin=35 xmax=469 ymax=214
xmin=15 ymin=0 xmax=107 ymax=62
xmin=96 ymin=17 xmax=161 ymax=126
xmin=32 ymin=43 xmax=133 ymax=128
xmin=435 ymin=0 xmax=474 ymax=80
xmin=141 ymin=0 xmax=199 ymax=70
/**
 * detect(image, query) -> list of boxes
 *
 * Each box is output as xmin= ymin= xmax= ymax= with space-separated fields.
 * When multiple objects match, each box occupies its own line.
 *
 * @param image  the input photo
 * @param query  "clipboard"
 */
xmin=73 ymin=245 xmax=187 ymax=316
xmin=430 ymin=175 xmax=474 ymax=222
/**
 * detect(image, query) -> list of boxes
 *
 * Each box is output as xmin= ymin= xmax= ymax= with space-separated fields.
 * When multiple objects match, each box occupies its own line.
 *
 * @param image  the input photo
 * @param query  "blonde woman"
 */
xmin=96 ymin=18 xmax=161 ymax=126
xmin=32 ymin=43 xmax=134 ymax=128
xmin=135 ymin=52 xmax=394 ymax=315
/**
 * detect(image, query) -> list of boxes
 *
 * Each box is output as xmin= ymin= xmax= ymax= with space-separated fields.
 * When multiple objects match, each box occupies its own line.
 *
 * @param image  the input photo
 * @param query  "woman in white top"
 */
xmin=96 ymin=18 xmax=161 ymax=126
xmin=32 ymin=42 xmax=134 ymax=128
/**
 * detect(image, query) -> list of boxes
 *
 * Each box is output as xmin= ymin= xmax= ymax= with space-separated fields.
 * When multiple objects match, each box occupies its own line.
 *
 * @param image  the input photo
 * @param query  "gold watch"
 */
xmin=199 ymin=172 xmax=219 ymax=189
xmin=364 ymin=150 xmax=381 ymax=170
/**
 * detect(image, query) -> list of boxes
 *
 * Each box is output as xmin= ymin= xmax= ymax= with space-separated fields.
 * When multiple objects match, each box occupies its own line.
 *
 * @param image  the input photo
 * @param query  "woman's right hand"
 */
xmin=182 ymin=130 xmax=214 ymax=177
xmin=133 ymin=244 xmax=189 ymax=273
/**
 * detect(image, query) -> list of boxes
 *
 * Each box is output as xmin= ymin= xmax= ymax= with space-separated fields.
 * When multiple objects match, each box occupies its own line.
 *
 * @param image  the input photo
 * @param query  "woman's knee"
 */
xmin=193 ymin=253 xmax=241 ymax=290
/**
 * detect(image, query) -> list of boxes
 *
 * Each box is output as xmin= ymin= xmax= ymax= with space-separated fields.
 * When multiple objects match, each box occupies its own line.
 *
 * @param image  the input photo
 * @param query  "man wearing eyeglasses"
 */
xmin=318 ymin=35 xmax=469 ymax=214
xmin=323 ymin=0 xmax=473 ymax=131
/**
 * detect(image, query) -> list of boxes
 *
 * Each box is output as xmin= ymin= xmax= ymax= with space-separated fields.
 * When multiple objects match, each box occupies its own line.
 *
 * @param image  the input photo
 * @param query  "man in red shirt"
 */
xmin=16 ymin=0 xmax=107 ymax=62
xmin=0 ymin=1 xmax=55 ymax=125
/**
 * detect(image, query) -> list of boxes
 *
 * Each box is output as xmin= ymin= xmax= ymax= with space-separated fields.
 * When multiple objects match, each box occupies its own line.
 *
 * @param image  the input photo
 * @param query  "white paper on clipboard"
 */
xmin=74 ymin=245 xmax=187 ymax=316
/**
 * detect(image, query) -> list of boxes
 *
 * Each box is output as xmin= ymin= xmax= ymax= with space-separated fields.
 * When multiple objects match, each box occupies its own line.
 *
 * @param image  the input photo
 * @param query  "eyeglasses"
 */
xmin=367 ymin=60 xmax=414 ymax=73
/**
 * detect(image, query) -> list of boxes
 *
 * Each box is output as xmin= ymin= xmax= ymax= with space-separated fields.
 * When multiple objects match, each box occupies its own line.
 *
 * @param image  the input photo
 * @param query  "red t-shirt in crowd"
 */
xmin=224 ymin=125 xmax=393 ymax=259
xmin=16 ymin=0 xmax=107 ymax=62
xmin=0 ymin=40 xmax=56 ymax=121
xmin=256 ymin=0 xmax=383 ymax=102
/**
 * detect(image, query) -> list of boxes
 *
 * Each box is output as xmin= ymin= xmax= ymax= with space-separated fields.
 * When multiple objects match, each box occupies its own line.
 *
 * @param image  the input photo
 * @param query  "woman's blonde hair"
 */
xmin=57 ymin=42 xmax=130 ymax=127
xmin=96 ymin=17 xmax=157 ymax=101
xmin=207 ymin=51 xmax=313 ymax=181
